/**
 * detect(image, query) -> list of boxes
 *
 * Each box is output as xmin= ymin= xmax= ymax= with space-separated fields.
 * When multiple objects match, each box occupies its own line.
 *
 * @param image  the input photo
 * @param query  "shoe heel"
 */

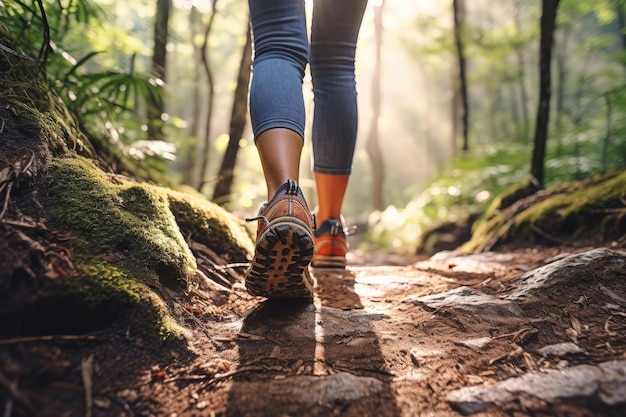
xmin=246 ymin=220 xmax=314 ymax=299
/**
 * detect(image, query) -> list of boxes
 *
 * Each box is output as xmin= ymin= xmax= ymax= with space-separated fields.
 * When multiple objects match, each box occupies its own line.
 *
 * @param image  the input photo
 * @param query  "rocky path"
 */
xmin=3 ymin=247 xmax=626 ymax=416
xmin=131 ymin=247 xmax=625 ymax=416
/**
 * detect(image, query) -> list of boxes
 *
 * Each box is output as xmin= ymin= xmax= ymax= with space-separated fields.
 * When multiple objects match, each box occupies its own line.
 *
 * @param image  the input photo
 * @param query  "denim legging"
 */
xmin=248 ymin=0 xmax=367 ymax=175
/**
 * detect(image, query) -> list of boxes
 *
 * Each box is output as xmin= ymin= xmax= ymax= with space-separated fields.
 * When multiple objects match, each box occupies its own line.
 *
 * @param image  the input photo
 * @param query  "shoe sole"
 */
xmin=245 ymin=218 xmax=314 ymax=299
xmin=312 ymin=254 xmax=347 ymax=269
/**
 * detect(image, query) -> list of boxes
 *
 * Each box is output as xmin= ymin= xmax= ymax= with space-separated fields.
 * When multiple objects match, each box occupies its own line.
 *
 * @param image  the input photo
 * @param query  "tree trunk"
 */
xmin=147 ymin=0 xmax=171 ymax=142
xmin=513 ymin=0 xmax=530 ymax=143
xmin=602 ymin=93 xmax=612 ymax=173
xmin=196 ymin=0 xmax=219 ymax=192
xmin=530 ymin=0 xmax=560 ymax=188
xmin=213 ymin=24 xmax=253 ymax=204
xmin=554 ymin=27 xmax=570 ymax=155
xmin=615 ymin=1 xmax=626 ymax=69
xmin=183 ymin=5 xmax=203 ymax=186
xmin=367 ymin=0 xmax=386 ymax=211
xmin=453 ymin=0 xmax=469 ymax=151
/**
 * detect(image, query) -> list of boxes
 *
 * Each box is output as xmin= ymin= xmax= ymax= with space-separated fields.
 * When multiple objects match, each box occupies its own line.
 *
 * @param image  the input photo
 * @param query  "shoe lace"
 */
xmin=344 ymin=224 xmax=358 ymax=236
xmin=245 ymin=215 xmax=268 ymax=223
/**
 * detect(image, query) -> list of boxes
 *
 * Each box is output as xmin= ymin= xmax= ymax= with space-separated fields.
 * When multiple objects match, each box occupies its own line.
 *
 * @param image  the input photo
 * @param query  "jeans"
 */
xmin=248 ymin=0 xmax=368 ymax=175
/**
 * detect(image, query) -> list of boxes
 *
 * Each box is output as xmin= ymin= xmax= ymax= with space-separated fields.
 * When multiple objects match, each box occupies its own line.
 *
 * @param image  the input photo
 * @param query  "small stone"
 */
xmin=93 ymin=397 xmax=111 ymax=409
xmin=538 ymin=342 xmax=585 ymax=358
xmin=448 ymin=360 xmax=626 ymax=414
xmin=457 ymin=337 xmax=492 ymax=350
xmin=409 ymin=347 xmax=441 ymax=367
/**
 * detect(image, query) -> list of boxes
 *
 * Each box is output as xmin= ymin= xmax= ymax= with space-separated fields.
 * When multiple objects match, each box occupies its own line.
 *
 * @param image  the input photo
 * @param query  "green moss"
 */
xmin=0 ymin=36 xmax=92 ymax=159
xmin=46 ymin=157 xmax=197 ymax=287
xmin=460 ymin=170 xmax=626 ymax=253
xmin=483 ymin=178 xmax=539 ymax=219
xmin=72 ymin=256 xmax=186 ymax=341
xmin=39 ymin=155 xmax=256 ymax=343
xmin=507 ymin=172 xmax=622 ymax=228
xmin=167 ymin=189 xmax=254 ymax=260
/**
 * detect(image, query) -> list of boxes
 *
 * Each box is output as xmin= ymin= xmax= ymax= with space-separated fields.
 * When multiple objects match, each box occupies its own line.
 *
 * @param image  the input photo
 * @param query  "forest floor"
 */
xmin=1 ymin=243 xmax=626 ymax=417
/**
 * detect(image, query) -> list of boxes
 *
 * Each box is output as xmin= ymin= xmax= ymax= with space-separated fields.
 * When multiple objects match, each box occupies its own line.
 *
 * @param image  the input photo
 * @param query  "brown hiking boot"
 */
xmin=245 ymin=180 xmax=315 ymax=299
xmin=312 ymin=218 xmax=349 ymax=269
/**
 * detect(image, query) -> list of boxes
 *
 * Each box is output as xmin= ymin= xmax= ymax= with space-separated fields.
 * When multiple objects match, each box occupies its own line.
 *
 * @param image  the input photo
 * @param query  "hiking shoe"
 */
xmin=312 ymin=218 xmax=349 ymax=269
xmin=245 ymin=180 xmax=315 ymax=299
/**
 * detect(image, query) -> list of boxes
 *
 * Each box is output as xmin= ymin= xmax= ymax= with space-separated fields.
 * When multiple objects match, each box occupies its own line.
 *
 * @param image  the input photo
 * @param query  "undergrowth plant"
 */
xmin=1 ymin=0 xmax=170 ymax=175
xmin=366 ymin=126 xmax=626 ymax=254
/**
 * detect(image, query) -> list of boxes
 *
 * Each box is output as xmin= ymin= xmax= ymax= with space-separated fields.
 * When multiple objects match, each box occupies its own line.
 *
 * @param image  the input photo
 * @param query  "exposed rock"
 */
xmin=227 ymin=372 xmax=383 ymax=414
xmin=538 ymin=342 xmax=586 ymax=358
xmin=505 ymin=248 xmax=626 ymax=305
xmin=420 ymin=251 xmax=515 ymax=274
xmin=447 ymin=360 xmax=626 ymax=414
xmin=404 ymin=286 xmax=522 ymax=318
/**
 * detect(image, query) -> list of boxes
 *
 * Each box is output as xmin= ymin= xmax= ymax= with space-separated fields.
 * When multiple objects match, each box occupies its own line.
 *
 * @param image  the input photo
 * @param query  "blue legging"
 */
xmin=248 ymin=0 xmax=368 ymax=175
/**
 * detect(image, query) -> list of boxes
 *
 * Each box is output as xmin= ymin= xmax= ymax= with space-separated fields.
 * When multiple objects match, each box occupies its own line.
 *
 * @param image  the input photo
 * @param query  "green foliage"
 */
xmin=1 ymin=0 xmax=169 ymax=171
xmin=367 ymin=125 xmax=626 ymax=253
xmin=367 ymin=0 xmax=626 ymax=254
xmin=366 ymin=143 xmax=529 ymax=253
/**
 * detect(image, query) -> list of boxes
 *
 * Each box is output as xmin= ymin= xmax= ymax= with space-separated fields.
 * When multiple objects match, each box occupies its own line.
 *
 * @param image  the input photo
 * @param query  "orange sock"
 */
xmin=315 ymin=173 xmax=349 ymax=225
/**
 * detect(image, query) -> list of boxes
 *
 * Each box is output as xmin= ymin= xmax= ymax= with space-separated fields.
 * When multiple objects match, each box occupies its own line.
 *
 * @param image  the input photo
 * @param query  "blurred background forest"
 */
xmin=2 ymin=0 xmax=626 ymax=253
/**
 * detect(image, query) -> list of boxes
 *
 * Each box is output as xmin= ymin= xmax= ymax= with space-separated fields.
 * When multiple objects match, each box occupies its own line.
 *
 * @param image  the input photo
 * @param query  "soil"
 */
xmin=2 ymin=243 xmax=625 ymax=417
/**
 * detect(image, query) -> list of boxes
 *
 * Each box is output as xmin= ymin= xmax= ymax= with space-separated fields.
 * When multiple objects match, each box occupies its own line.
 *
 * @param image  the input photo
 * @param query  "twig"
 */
xmin=604 ymin=313 xmax=626 ymax=337
xmin=212 ymin=262 xmax=250 ymax=271
xmin=0 ymin=218 xmax=48 ymax=231
xmin=81 ymin=355 xmax=94 ymax=417
xmin=202 ymin=364 xmax=280 ymax=386
xmin=0 ymin=335 xmax=101 ymax=346
xmin=0 ymin=152 xmax=36 ymax=220
xmin=195 ymin=269 xmax=231 ymax=292
xmin=190 ymin=240 xmax=240 ymax=283
xmin=0 ymin=371 xmax=40 ymax=417
xmin=529 ymin=224 xmax=565 ymax=245
xmin=0 ymin=181 xmax=12 ymax=219
xmin=125 ymin=308 xmax=137 ymax=340
xmin=332 ymin=365 xmax=395 ymax=377
xmin=0 ymin=43 xmax=36 ymax=61
xmin=35 ymin=0 xmax=51 ymax=70
xmin=172 ymin=300 xmax=221 ymax=348
xmin=3 ymin=398 xmax=13 ymax=417
xmin=163 ymin=374 xmax=210 ymax=383
xmin=590 ymin=207 xmax=626 ymax=214
xmin=169 ymin=357 xmax=288 ymax=385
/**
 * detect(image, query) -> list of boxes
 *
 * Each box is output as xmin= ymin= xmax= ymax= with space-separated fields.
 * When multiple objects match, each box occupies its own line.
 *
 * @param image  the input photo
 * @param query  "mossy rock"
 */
xmin=2 ymin=155 xmax=254 ymax=342
xmin=482 ymin=178 xmax=541 ymax=220
xmin=25 ymin=156 xmax=253 ymax=341
xmin=460 ymin=170 xmax=626 ymax=253
xmin=415 ymin=212 xmax=480 ymax=255
xmin=6 ymin=255 xmax=186 ymax=341
xmin=45 ymin=156 xmax=198 ymax=289
xmin=0 ymin=30 xmax=255 ymax=343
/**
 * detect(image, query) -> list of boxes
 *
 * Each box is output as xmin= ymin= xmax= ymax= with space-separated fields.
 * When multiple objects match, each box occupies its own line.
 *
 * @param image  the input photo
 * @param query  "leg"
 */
xmin=248 ymin=0 xmax=308 ymax=199
xmin=314 ymin=172 xmax=349 ymax=223
xmin=310 ymin=0 xmax=367 ymax=224
xmin=256 ymin=128 xmax=303 ymax=198
xmin=246 ymin=0 xmax=315 ymax=298
xmin=310 ymin=0 xmax=367 ymax=268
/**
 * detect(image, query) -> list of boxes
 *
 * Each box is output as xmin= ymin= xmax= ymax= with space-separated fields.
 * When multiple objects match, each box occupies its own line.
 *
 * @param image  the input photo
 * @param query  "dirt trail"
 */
xmin=2 ymin=247 xmax=626 ymax=416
